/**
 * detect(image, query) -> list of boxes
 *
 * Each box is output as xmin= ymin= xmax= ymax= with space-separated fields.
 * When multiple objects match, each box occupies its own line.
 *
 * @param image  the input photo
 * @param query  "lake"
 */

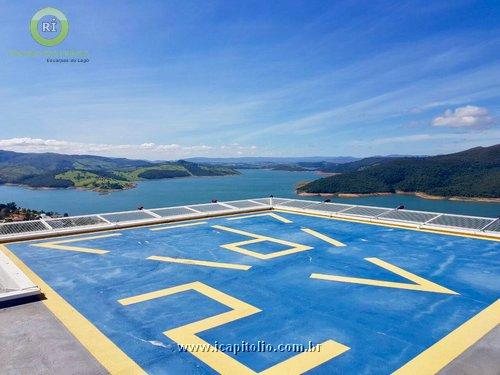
xmin=0 ymin=169 xmax=498 ymax=218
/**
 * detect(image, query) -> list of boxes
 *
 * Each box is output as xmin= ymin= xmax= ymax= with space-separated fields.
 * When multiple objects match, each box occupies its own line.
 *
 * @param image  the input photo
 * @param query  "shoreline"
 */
xmin=297 ymin=191 xmax=500 ymax=203
xmin=2 ymin=173 xmax=239 ymax=194
xmin=4 ymin=182 xmax=135 ymax=194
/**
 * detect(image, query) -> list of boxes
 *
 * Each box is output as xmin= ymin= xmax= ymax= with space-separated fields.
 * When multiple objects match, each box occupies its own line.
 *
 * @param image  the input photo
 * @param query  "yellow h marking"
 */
xmin=213 ymin=225 xmax=312 ymax=259
xmin=147 ymin=255 xmax=251 ymax=270
xmin=31 ymin=233 xmax=121 ymax=254
xmin=118 ymin=282 xmax=349 ymax=374
xmin=311 ymin=257 xmax=458 ymax=295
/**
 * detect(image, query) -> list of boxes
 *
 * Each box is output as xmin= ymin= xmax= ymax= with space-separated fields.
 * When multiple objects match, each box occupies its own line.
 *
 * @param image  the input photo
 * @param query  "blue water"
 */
xmin=0 ymin=169 xmax=498 ymax=217
xmin=8 ymin=211 xmax=500 ymax=373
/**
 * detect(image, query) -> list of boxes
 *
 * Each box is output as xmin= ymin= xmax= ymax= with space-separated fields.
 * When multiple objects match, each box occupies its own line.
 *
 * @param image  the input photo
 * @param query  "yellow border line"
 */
xmin=0 ymin=244 xmax=146 ymax=375
xmin=147 ymin=255 xmax=251 ymax=270
xmin=393 ymin=299 xmax=500 ymax=374
xmin=276 ymin=209 xmax=500 ymax=242
xmin=227 ymin=212 xmax=293 ymax=223
xmin=150 ymin=221 xmax=207 ymax=231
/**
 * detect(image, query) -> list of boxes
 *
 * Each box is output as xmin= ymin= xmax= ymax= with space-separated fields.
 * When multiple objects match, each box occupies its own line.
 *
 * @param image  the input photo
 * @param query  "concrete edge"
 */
xmin=0 ymin=247 xmax=40 ymax=303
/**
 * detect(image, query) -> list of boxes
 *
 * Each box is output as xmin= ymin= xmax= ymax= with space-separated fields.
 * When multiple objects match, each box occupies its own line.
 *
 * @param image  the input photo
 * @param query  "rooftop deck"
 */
xmin=0 ymin=198 xmax=499 ymax=374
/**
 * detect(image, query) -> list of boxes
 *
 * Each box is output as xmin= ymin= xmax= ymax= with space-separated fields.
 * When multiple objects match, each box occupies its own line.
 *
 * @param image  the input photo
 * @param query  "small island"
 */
xmin=297 ymin=144 xmax=500 ymax=202
xmin=0 ymin=150 xmax=239 ymax=192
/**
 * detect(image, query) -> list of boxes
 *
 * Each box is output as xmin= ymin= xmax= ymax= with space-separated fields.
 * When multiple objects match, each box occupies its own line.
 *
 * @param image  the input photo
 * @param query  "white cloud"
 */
xmin=0 ymin=138 xmax=257 ymax=160
xmin=350 ymin=134 xmax=433 ymax=146
xmin=349 ymin=129 xmax=500 ymax=147
xmin=432 ymin=105 xmax=494 ymax=128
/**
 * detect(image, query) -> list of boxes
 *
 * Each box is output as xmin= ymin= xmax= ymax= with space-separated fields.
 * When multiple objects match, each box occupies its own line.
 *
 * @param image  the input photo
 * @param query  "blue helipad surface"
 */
xmin=4 ymin=211 xmax=500 ymax=374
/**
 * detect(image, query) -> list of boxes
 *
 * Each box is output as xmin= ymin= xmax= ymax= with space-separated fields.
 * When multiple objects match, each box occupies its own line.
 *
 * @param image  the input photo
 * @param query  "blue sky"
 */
xmin=1 ymin=0 xmax=499 ymax=159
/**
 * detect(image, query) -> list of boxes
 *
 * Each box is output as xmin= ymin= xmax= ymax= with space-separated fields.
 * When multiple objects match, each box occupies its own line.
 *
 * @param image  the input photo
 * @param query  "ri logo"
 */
xmin=42 ymin=18 xmax=58 ymax=32
xmin=30 ymin=7 xmax=69 ymax=47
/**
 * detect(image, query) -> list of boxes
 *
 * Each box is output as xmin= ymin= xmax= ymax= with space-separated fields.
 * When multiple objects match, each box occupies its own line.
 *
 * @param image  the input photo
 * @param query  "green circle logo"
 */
xmin=30 ymin=7 xmax=69 ymax=47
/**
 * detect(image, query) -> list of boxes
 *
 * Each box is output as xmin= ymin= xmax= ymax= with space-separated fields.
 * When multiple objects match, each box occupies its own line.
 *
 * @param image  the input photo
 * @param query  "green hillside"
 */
xmin=0 ymin=150 xmax=239 ymax=191
xmin=298 ymin=145 xmax=500 ymax=199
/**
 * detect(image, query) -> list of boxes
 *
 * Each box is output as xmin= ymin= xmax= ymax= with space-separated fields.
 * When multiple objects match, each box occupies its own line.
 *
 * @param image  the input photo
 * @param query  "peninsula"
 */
xmin=297 ymin=145 xmax=500 ymax=202
xmin=0 ymin=150 xmax=239 ymax=192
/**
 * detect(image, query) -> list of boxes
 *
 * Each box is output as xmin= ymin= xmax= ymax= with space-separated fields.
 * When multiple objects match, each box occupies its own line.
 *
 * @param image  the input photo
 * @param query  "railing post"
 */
xmin=97 ymin=215 xmax=111 ymax=224
xmin=39 ymin=219 xmax=52 ymax=230
xmin=480 ymin=217 xmax=499 ymax=232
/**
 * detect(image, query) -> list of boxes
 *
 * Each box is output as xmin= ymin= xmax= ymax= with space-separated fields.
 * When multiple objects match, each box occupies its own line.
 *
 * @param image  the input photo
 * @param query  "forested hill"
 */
xmin=0 ymin=150 xmax=239 ymax=191
xmin=298 ymin=145 xmax=500 ymax=199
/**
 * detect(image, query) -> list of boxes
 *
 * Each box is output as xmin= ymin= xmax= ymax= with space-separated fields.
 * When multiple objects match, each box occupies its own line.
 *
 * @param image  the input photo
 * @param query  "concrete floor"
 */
xmin=0 ymin=297 xmax=498 ymax=374
xmin=440 ymin=326 xmax=500 ymax=375
xmin=0 ymin=297 xmax=106 ymax=375
xmin=0 ymin=279 xmax=8 ymax=292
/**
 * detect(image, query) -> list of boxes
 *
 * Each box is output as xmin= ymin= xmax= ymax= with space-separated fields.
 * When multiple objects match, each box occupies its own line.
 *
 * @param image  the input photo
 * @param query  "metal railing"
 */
xmin=0 ymin=198 xmax=272 ymax=242
xmin=0 ymin=197 xmax=498 ymax=242
xmin=272 ymin=198 xmax=499 ymax=236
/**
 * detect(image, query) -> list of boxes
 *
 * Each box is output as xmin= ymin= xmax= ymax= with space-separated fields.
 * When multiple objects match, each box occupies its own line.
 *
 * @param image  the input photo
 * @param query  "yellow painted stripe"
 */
xmin=119 ymin=282 xmax=195 ymax=306
xmin=267 ymin=213 xmax=293 ymax=223
xmin=0 ymin=244 xmax=145 ymax=374
xmin=301 ymin=228 xmax=346 ymax=247
xmin=393 ymin=299 xmax=500 ymax=374
xmin=150 ymin=221 xmax=207 ymax=231
xmin=311 ymin=257 xmax=458 ymax=295
xmin=227 ymin=213 xmax=293 ymax=223
xmin=276 ymin=209 xmax=500 ymax=242
xmin=31 ymin=233 xmax=121 ymax=254
xmin=147 ymin=255 xmax=251 ymax=270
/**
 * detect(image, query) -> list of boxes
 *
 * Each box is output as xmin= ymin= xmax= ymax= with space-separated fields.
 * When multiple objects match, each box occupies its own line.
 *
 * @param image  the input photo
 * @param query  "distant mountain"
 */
xmin=185 ymin=156 xmax=359 ymax=164
xmin=315 ymin=156 xmax=403 ymax=173
xmin=0 ymin=151 xmax=239 ymax=191
xmin=298 ymin=145 xmax=500 ymax=199
xmin=185 ymin=156 xmax=360 ymax=172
